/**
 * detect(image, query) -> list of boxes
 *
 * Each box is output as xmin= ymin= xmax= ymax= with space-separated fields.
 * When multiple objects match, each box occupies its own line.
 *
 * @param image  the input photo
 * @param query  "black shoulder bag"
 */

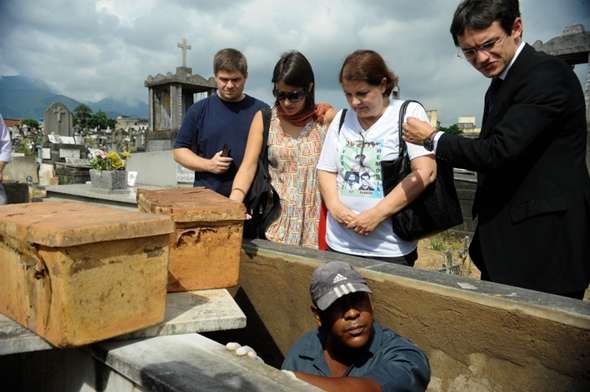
xmin=381 ymin=100 xmax=463 ymax=241
xmin=243 ymin=107 xmax=281 ymax=239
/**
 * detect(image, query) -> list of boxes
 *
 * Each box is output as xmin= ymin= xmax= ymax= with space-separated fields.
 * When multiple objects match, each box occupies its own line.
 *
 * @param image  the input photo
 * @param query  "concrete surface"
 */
xmin=119 ymin=289 xmax=246 ymax=339
xmin=46 ymin=183 xmax=145 ymax=207
xmin=45 ymin=183 xmax=190 ymax=209
xmin=0 ymin=289 xmax=246 ymax=356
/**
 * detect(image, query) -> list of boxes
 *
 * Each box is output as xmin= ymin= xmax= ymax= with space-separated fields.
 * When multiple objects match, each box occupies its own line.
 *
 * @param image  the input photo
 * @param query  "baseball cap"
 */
xmin=310 ymin=261 xmax=372 ymax=311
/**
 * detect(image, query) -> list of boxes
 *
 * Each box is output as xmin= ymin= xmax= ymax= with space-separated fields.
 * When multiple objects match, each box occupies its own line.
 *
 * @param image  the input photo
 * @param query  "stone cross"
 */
xmin=177 ymin=38 xmax=191 ymax=67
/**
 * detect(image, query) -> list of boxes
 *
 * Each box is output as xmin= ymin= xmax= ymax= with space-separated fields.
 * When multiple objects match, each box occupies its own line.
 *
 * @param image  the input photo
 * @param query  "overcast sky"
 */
xmin=1 ymin=0 xmax=588 ymax=126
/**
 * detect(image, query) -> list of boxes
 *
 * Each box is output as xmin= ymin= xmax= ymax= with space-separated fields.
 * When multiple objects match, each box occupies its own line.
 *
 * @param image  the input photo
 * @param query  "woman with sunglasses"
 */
xmin=317 ymin=50 xmax=436 ymax=266
xmin=230 ymin=51 xmax=335 ymax=248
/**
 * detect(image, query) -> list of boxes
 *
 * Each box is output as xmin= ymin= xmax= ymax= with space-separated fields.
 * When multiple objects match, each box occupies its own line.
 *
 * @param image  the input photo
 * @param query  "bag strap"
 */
xmin=397 ymin=100 xmax=424 ymax=159
xmin=337 ymin=109 xmax=347 ymax=134
xmin=260 ymin=107 xmax=272 ymax=167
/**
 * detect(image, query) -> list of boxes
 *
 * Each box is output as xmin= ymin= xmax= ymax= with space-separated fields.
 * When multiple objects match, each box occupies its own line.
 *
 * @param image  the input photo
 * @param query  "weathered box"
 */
xmin=137 ymin=187 xmax=246 ymax=292
xmin=0 ymin=201 xmax=174 ymax=347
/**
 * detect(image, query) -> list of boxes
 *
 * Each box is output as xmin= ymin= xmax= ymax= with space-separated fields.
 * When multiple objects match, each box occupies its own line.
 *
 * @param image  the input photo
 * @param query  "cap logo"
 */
xmin=333 ymin=283 xmax=356 ymax=299
xmin=332 ymin=274 xmax=347 ymax=283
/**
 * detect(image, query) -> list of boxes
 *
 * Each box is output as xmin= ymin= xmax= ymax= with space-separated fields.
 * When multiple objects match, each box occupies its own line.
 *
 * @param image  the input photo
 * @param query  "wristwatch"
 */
xmin=423 ymin=131 xmax=437 ymax=152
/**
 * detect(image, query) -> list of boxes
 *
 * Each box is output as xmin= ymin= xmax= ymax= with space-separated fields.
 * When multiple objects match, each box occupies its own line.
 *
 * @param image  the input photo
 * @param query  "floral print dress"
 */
xmin=265 ymin=107 xmax=328 ymax=249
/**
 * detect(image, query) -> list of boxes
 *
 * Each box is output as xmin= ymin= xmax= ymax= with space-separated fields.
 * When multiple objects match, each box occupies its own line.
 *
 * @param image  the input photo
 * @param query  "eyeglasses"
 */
xmin=274 ymin=89 xmax=306 ymax=103
xmin=457 ymin=35 xmax=506 ymax=60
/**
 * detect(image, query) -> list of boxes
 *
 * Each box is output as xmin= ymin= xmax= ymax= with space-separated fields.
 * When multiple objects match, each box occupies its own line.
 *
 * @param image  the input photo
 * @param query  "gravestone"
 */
xmin=43 ymin=102 xmax=74 ymax=137
xmin=2 ymin=156 xmax=38 ymax=184
xmin=533 ymin=24 xmax=590 ymax=171
xmin=41 ymin=134 xmax=90 ymax=185
xmin=125 ymin=150 xmax=193 ymax=186
xmin=144 ymin=38 xmax=217 ymax=151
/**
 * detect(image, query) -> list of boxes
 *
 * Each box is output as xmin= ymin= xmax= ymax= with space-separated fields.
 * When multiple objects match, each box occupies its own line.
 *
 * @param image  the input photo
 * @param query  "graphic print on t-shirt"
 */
xmin=339 ymin=137 xmax=384 ymax=199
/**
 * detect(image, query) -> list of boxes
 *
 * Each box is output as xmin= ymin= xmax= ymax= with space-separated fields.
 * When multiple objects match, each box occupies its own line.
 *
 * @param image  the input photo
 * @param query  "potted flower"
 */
xmin=89 ymin=150 xmax=130 ymax=191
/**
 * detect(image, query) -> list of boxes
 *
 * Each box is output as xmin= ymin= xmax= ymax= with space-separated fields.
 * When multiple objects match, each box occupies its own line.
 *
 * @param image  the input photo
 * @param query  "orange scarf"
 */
xmin=277 ymin=103 xmax=333 ymax=127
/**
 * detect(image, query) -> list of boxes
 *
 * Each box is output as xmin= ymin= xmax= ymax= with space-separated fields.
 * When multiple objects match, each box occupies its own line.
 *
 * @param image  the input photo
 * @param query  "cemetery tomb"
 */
xmin=0 ymin=201 xmax=174 ymax=347
xmin=137 ymin=187 xmax=246 ymax=291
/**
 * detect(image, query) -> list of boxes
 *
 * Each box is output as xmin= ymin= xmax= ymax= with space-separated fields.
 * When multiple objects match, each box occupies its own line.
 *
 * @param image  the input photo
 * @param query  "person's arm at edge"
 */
xmin=348 ymin=155 xmax=436 ymax=235
xmin=229 ymin=111 xmax=264 ymax=203
xmin=293 ymin=372 xmax=382 ymax=392
xmin=0 ymin=116 xmax=11 ymax=182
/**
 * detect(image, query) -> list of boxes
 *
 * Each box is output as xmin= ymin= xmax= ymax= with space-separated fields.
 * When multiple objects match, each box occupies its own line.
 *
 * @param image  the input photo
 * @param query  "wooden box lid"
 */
xmin=137 ymin=187 xmax=246 ymax=223
xmin=0 ymin=201 xmax=175 ymax=247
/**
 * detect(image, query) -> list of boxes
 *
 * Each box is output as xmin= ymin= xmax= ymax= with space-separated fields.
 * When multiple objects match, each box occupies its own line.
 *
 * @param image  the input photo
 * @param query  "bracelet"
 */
xmin=232 ymin=187 xmax=246 ymax=195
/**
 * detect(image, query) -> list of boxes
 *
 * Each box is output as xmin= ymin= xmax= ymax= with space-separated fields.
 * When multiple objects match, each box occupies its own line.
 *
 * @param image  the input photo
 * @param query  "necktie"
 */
xmin=483 ymin=78 xmax=502 ymax=125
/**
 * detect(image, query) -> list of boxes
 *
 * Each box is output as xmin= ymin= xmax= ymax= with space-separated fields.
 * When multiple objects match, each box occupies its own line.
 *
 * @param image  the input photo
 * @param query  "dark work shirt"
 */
xmin=282 ymin=321 xmax=430 ymax=392
xmin=174 ymin=94 xmax=268 ymax=196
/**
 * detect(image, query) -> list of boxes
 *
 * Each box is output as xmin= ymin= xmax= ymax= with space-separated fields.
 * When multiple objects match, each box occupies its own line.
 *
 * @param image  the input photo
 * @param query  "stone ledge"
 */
xmin=0 ymin=289 xmax=246 ymax=356
xmin=92 ymin=334 xmax=320 ymax=391
xmin=243 ymin=239 xmax=590 ymax=326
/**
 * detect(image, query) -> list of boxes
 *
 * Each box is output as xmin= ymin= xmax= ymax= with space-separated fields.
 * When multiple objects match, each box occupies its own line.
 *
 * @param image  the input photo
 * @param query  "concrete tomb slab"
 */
xmin=93 ymin=333 xmax=320 ymax=392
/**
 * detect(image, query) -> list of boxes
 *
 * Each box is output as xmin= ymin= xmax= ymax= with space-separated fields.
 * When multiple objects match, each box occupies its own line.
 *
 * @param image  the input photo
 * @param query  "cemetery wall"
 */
xmin=227 ymin=240 xmax=590 ymax=392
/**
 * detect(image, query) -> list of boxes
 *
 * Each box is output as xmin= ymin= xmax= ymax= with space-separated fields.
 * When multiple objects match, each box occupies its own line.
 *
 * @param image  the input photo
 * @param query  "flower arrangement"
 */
xmin=90 ymin=150 xmax=130 ymax=171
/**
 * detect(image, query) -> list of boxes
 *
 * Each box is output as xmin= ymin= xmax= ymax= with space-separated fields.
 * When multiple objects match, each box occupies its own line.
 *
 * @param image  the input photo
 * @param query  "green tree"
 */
xmin=439 ymin=123 xmax=462 ymax=135
xmin=22 ymin=118 xmax=40 ymax=129
xmin=107 ymin=118 xmax=117 ymax=130
xmin=74 ymin=104 xmax=93 ymax=130
xmin=89 ymin=110 xmax=110 ymax=130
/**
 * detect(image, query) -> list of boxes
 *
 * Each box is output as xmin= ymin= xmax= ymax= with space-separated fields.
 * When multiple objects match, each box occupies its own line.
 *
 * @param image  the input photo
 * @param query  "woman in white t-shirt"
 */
xmin=317 ymin=50 xmax=437 ymax=266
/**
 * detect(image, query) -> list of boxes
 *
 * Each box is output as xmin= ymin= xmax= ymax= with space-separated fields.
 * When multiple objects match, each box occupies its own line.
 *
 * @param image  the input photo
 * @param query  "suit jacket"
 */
xmin=437 ymin=44 xmax=590 ymax=294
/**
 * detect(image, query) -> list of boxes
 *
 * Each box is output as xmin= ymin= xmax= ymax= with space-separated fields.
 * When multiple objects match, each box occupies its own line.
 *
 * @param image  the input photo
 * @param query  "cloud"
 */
xmin=1 ymin=0 xmax=588 ymax=125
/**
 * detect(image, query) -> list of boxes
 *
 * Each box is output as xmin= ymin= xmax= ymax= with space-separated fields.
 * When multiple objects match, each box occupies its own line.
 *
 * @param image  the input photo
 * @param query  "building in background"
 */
xmin=457 ymin=116 xmax=480 ymax=138
xmin=426 ymin=109 xmax=440 ymax=130
xmin=116 ymin=116 xmax=148 ymax=132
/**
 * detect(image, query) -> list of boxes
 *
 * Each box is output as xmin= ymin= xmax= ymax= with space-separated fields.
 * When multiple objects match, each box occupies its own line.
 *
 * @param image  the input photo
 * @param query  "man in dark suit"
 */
xmin=403 ymin=0 xmax=590 ymax=299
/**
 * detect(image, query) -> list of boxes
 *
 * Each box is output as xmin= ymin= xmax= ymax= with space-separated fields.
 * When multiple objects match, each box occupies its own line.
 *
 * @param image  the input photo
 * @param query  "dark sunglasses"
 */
xmin=274 ymin=89 xmax=306 ymax=102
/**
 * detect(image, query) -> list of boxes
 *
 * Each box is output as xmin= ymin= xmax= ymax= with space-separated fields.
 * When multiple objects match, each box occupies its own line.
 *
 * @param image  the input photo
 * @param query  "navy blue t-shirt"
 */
xmin=282 ymin=321 xmax=430 ymax=392
xmin=174 ymin=94 xmax=268 ymax=196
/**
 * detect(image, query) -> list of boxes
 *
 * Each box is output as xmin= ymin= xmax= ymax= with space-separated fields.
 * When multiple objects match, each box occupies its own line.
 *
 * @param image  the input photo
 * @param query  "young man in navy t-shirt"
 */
xmin=174 ymin=48 xmax=268 ymax=197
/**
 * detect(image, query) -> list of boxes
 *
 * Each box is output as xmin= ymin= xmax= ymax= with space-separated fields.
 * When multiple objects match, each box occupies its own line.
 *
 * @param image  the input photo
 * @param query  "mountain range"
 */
xmin=0 ymin=75 xmax=148 ymax=120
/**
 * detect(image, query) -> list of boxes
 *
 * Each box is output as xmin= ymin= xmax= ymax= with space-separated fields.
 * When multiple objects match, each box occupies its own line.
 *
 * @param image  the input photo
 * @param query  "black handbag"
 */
xmin=243 ymin=107 xmax=281 ymax=239
xmin=382 ymin=100 xmax=463 ymax=241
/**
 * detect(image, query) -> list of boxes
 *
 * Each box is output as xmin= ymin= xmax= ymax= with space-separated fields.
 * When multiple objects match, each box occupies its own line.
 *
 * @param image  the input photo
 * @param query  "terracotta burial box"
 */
xmin=0 ymin=201 xmax=174 ymax=347
xmin=137 ymin=187 xmax=246 ymax=291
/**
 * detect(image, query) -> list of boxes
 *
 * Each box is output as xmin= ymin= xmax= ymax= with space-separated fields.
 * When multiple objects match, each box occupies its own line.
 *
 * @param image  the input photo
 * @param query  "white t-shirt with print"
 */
xmin=317 ymin=100 xmax=433 ymax=257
